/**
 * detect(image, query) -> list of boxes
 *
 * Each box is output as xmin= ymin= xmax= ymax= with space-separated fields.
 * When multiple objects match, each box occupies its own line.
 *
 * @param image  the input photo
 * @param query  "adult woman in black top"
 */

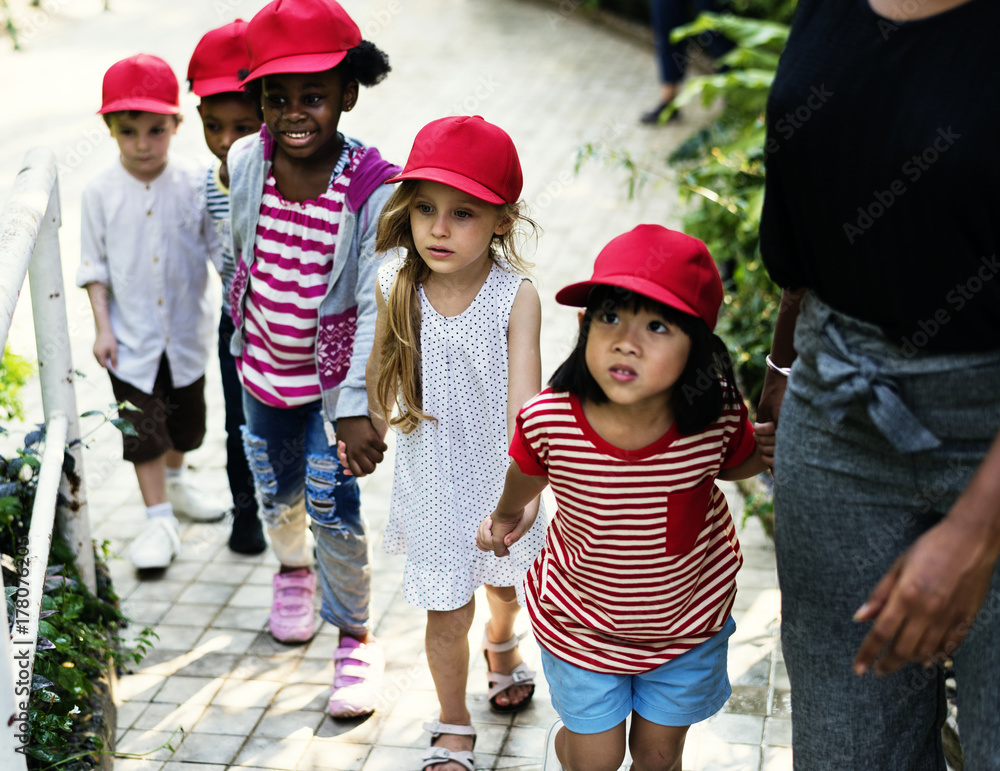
xmin=757 ymin=0 xmax=1000 ymax=767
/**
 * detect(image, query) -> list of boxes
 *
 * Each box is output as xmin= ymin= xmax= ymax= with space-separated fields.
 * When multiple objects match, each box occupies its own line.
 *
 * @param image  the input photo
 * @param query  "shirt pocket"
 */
xmin=666 ymin=477 xmax=714 ymax=556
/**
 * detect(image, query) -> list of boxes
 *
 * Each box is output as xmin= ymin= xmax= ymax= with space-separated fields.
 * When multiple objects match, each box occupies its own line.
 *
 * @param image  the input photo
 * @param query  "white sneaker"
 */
xmin=166 ymin=476 xmax=226 ymax=522
xmin=130 ymin=517 xmax=180 ymax=569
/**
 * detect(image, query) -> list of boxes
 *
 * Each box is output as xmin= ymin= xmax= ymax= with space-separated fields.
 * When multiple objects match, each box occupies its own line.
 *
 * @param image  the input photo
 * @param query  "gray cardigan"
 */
xmin=227 ymin=127 xmax=400 ymax=423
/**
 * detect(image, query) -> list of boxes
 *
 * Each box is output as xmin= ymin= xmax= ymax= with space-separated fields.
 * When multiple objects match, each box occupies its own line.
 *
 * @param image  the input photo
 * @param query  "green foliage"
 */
xmin=0 ymin=346 xmax=34 ymax=421
xmin=663 ymin=8 xmax=794 ymax=407
xmin=1 ymin=425 xmax=154 ymax=768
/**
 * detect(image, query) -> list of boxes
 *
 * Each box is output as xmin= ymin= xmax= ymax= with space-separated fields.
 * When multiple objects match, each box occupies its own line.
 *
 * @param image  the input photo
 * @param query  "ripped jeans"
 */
xmin=241 ymin=393 xmax=371 ymax=636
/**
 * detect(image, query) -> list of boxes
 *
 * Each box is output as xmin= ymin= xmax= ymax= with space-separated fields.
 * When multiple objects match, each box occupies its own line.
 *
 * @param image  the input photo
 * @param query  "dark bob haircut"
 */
xmin=549 ymin=285 xmax=741 ymax=436
xmin=239 ymin=40 xmax=391 ymax=119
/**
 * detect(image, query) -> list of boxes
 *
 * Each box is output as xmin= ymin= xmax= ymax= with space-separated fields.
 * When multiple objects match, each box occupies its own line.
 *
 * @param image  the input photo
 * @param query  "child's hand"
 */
xmin=336 ymin=441 xmax=353 ymax=476
xmin=476 ymin=517 xmax=496 ymax=552
xmin=480 ymin=507 xmax=533 ymax=558
xmin=335 ymin=416 xmax=387 ymax=477
xmin=93 ymin=331 xmax=118 ymax=370
xmin=753 ymin=421 xmax=777 ymax=470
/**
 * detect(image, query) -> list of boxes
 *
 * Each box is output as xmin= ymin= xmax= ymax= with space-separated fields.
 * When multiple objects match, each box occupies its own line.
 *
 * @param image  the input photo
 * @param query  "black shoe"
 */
xmin=639 ymin=101 xmax=681 ymax=125
xmin=229 ymin=508 xmax=267 ymax=554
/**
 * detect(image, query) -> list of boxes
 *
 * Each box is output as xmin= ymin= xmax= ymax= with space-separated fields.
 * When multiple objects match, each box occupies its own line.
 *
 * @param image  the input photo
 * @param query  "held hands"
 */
xmin=852 ymin=510 xmax=1000 ymax=677
xmin=92 ymin=330 xmax=118 ymax=370
xmin=476 ymin=505 xmax=537 ymax=558
xmin=752 ymin=421 xmax=777 ymax=469
xmin=335 ymin=416 xmax=387 ymax=477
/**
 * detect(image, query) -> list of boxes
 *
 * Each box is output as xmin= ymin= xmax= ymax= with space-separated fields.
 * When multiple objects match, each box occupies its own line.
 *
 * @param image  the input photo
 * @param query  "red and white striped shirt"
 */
xmin=238 ymin=145 xmax=359 ymax=407
xmin=510 ymin=388 xmax=755 ymax=674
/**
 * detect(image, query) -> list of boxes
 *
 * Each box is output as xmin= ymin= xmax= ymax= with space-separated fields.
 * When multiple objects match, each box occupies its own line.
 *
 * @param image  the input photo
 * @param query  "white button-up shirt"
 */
xmin=77 ymin=156 xmax=217 ymax=393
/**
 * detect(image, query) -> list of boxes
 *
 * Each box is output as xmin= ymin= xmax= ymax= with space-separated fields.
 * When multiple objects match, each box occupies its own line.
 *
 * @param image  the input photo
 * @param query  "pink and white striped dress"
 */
xmin=238 ymin=150 xmax=357 ymax=407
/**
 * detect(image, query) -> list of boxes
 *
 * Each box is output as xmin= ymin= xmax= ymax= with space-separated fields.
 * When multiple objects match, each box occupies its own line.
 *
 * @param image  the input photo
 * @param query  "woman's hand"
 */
xmin=853 ymin=502 xmax=1000 ymax=676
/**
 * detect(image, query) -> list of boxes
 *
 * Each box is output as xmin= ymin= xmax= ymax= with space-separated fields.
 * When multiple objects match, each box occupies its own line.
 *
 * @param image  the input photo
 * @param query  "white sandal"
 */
xmin=482 ymin=623 xmax=536 ymax=713
xmin=421 ymin=721 xmax=476 ymax=771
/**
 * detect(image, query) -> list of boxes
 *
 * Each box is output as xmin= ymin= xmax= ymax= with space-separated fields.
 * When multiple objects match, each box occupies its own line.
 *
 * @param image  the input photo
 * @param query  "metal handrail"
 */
xmin=0 ymin=148 xmax=93 ymax=769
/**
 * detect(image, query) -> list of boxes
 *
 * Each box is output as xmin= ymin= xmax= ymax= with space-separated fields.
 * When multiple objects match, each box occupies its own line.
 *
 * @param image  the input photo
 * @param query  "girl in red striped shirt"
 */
xmin=479 ymin=225 xmax=774 ymax=771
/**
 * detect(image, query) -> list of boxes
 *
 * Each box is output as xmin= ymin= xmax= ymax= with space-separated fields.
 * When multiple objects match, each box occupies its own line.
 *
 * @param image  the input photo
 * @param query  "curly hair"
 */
xmin=239 ymin=40 xmax=390 ymax=118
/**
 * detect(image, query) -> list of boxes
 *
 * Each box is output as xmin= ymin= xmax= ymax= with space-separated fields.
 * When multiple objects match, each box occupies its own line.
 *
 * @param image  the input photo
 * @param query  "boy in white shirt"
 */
xmin=77 ymin=53 xmax=223 ymax=570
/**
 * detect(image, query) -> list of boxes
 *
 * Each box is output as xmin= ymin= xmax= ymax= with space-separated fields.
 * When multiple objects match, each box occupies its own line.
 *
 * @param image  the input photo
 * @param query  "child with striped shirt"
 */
xmin=187 ymin=19 xmax=266 ymax=555
xmin=478 ymin=225 xmax=774 ymax=771
xmin=226 ymin=0 xmax=398 ymax=718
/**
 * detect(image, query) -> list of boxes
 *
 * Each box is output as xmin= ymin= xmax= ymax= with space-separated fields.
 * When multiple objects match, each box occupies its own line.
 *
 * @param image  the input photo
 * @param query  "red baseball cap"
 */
xmin=99 ymin=54 xmax=180 ymax=115
xmin=241 ymin=0 xmax=361 ymax=84
xmin=188 ymin=20 xmax=249 ymax=97
xmin=556 ymin=225 xmax=724 ymax=331
xmin=386 ymin=116 xmax=523 ymax=205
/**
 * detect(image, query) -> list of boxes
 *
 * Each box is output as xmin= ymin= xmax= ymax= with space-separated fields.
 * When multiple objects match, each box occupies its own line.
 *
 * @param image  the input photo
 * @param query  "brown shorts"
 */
xmin=109 ymin=355 xmax=207 ymax=464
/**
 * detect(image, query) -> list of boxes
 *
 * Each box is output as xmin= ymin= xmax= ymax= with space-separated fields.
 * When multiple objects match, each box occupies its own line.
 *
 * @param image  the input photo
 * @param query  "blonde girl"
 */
xmin=343 ymin=115 xmax=546 ymax=771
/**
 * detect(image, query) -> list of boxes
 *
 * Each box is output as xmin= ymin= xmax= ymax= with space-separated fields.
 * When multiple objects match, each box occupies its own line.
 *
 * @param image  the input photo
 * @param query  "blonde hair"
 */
xmin=373 ymin=179 xmax=537 ymax=434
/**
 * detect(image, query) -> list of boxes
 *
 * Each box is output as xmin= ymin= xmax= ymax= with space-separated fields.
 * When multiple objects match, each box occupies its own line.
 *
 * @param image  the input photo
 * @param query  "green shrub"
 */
xmin=579 ymin=3 xmax=795 ymax=408
xmin=0 ymin=346 xmax=34 ymax=421
xmin=2 ymin=427 xmax=153 ymax=769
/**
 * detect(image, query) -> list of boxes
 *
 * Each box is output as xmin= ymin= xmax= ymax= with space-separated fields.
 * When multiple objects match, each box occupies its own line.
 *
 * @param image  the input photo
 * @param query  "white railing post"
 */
xmin=0 ymin=148 xmax=97 ymax=768
xmin=27 ymin=174 xmax=95 ymax=593
xmin=0 ymin=148 xmax=56 ymax=348
xmin=0 ymin=579 xmax=29 ymax=771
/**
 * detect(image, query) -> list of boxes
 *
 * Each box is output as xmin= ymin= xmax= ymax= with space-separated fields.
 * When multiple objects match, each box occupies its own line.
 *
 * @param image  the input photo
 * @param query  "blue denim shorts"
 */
xmin=539 ymin=616 xmax=735 ymax=734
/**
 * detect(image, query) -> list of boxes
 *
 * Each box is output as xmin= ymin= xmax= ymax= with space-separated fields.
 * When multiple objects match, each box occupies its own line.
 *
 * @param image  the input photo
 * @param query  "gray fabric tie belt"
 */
xmin=811 ymin=322 xmax=941 ymax=454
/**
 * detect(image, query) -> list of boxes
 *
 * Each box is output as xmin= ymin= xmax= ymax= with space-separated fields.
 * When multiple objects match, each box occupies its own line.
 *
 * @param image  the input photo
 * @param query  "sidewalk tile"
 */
xmin=158 ymin=603 xmax=220 ymax=627
xmin=198 ymin=562 xmax=255 ymax=584
xmin=231 ymin=654 xmax=303 ymax=681
xmin=212 ymin=604 xmax=270 ymax=631
xmin=211 ymin=678 xmax=283 ymax=708
xmin=271 ymin=683 xmax=330 ymax=712
xmin=314 ymin=714 xmax=383 ymax=743
xmin=763 ymin=746 xmax=794 ymax=771
xmin=703 ymin=712 xmax=765 ymax=745
xmin=168 ymin=732 xmax=245 ymax=765
xmin=764 ymin=717 xmax=792 ymax=747
xmin=118 ymin=673 xmax=166 ymax=703
xmin=152 ymin=676 xmax=224 ymax=706
xmin=254 ymin=708 xmax=327 ymax=740
xmin=234 ymin=736 xmax=311 ymax=770
xmin=146 ymin=624 xmax=207 ymax=650
xmin=297 ymin=739 xmax=368 ymax=770
xmin=132 ymin=701 xmax=206 ymax=734
xmin=194 ymin=628 xmax=259 ymax=655
xmin=116 ymin=728 xmax=183 ymax=762
xmin=192 ymin=704 xmax=265 ymax=735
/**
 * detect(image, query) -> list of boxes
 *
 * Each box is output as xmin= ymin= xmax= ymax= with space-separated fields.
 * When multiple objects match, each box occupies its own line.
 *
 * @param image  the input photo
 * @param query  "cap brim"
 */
xmin=555 ymin=275 xmax=701 ymax=320
xmin=98 ymin=98 xmax=180 ymax=115
xmin=240 ymin=50 xmax=348 ymax=86
xmin=384 ymin=167 xmax=505 ymax=205
xmin=192 ymin=75 xmax=247 ymax=97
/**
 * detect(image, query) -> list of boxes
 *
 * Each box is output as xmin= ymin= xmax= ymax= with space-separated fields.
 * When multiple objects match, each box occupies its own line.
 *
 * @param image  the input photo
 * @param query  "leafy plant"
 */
xmin=0 ymin=346 xmax=34 ymax=421
xmin=579 ymin=4 xmax=794 ymax=407
xmin=2 ymin=422 xmax=153 ymax=769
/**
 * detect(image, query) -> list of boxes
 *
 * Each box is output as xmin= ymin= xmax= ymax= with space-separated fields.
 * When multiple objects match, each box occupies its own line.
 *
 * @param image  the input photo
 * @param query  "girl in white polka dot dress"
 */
xmin=340 ymin=116 xmax=546 ymax=771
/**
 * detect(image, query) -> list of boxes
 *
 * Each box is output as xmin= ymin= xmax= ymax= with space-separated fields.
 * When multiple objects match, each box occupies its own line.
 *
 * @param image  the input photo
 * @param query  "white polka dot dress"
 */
xmin=379 ymin=258 xmax=547 ymax=611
